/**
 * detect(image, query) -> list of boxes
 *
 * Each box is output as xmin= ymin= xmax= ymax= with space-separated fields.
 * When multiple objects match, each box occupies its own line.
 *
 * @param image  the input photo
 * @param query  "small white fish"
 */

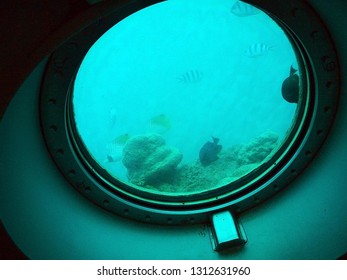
xmin=230 ymin=1 xmax=260 ymax=17
xmin=109 ymin=108 xmax=117 ymax=128
xmin=244 ymin=43 xmax=274 ymax=58
xmin=178 ymin=70 xmax=203 ymax=84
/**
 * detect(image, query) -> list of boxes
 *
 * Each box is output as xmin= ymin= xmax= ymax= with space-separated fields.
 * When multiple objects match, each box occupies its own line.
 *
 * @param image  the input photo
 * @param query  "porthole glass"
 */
xmin=71 ymin=0 xmax=303 ymax=199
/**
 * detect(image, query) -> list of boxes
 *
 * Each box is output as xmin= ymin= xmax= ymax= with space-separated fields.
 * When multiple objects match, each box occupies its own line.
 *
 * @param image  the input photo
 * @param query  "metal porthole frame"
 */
xmin=40 ymin=0 xmax=340 ymax=225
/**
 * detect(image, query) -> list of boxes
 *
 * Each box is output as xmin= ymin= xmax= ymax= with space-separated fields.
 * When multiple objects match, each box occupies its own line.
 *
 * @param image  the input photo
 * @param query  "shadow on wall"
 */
xmin=0 ymin=222 xmax=28 ymax=260
xmin=0 ymin=0 xmax=89 ymax=118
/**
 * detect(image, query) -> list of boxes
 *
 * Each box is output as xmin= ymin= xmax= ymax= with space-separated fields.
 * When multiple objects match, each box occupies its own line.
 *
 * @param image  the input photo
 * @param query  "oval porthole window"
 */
xmin=41 ymin=0 xmax=339 ymax=224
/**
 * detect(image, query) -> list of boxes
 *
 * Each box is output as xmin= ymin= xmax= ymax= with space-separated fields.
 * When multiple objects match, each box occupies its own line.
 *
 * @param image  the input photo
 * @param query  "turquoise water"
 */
xmin=73 ymin=0 xmax=297 ymax=191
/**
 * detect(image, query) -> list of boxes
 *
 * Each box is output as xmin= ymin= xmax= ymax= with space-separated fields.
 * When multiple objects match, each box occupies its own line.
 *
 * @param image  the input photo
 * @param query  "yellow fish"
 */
xmin=112 ymin=133 xmax=131 ymax=145
xmin=149 ymin=114 xmax=171 ymax=134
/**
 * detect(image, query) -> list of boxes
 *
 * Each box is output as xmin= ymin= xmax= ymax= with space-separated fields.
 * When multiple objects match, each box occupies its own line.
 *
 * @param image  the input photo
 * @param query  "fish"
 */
xmin=148 ymin=114 xmax=171 ymax=134
xmin=244 ymin=43 xmax=273 ymax=58
xmin=281 ymin=65 xmax=299 ymax=103
xmin=230 ymin=1 xmax=260 ymax=17
xmin=178 ymin=70 xmax=203 ymax=84
xmin=113 ymin=133 xmax=131 ymax=145
xmin=105 ymin=154 xmax=120 ymax=163
xmin=109 ymin=108 xmax=117 ymax=128
xmin=105 ymin=143 xmax=122 ymax=163
xmin=199 ymin=136 xmax=222 ymax=166
xmin=105 ymin=134 xmax=131 ymax=163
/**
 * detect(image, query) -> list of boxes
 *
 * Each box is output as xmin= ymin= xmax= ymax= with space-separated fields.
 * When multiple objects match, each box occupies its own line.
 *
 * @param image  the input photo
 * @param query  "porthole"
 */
xmin=40 ymin=0 xmax=340 ymax=225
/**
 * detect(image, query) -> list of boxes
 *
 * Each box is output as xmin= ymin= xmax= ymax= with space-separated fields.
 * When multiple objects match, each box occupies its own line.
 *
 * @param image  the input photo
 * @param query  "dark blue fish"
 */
xmin=199 ymin=136 xmax=222 ymax=166
xmin=281 ymin=65 xmax=299 ymax=103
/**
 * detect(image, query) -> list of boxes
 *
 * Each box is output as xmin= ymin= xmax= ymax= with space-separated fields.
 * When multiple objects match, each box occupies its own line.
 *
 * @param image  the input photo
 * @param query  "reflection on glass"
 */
xmin=73 ymin=0 xmax=300 ymax=195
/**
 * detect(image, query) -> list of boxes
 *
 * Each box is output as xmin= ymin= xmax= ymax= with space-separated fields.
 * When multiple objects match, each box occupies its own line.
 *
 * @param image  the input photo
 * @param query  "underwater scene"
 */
xmin=73 ymin=0 xmax=300 ymax=195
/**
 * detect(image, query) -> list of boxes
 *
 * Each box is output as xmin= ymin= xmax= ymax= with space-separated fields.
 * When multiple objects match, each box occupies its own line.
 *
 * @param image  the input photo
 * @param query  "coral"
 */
xmin=235 ymin=131 xmax=279 ymax=165
xmin=174 ymin=155 xmax=239 ymax=193
xmin=121 ymin=131 xmax=279 ymax=194
xmin=231 ymin=163 xmax=259 ymax=178
xmin=169 ymin=131 xmax=280 ymax=193
xmin=122 ymin=134 xmax=183 ymax=186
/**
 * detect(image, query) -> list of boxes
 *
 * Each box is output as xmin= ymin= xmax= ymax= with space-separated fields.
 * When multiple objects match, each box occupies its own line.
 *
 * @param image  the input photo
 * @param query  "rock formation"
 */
xmin=122 ymin=134 xmax=182 ymax=187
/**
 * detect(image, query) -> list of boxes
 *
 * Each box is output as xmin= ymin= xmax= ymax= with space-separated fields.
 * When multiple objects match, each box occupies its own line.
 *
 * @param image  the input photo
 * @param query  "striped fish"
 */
xmin=178 ymin=70 xmax=203 ymax=84
xmin=230 ymin=1 xmax=260 ymax=17
xmin=105 ymin=135 xmax=130 ymax=163
xmin=105 ymin=141 xmax=123 ymax=163
xmin=244 ymin=43 xmax=274 ymax=58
